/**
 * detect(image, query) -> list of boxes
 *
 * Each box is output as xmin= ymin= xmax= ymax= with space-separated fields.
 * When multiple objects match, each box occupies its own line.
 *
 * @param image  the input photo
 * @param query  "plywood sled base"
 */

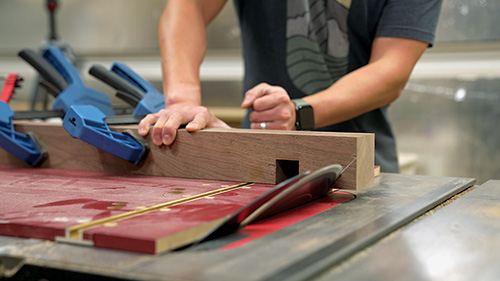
xmin=0 ymin=165 xmax=354 ymax=254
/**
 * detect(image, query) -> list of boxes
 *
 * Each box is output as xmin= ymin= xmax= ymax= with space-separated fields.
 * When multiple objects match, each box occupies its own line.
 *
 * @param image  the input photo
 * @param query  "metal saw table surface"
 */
xmin=0 ymin=173 xmax=477 ymax=281
xmin=317 ymin=179 xmax=500 ymax=281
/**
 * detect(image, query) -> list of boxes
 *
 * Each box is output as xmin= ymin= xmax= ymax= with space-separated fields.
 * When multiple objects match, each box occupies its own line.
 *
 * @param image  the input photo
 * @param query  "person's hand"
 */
xmin=241 ymin=83 xmax=296 ymax=130
xmin=138 ymin=105 xmax=230 ymax=146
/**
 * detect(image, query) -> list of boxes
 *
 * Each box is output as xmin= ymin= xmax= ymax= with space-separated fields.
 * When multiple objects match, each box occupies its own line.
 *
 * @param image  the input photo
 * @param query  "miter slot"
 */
xmin=276 ymin=159 xmax=299 ymax=183
xmin=62 ymin=182 xmax=254 ymax=242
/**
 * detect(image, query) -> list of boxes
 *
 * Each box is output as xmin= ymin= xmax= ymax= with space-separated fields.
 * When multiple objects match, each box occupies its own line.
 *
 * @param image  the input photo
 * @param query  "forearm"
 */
xmin=304 ymin=62 xmax=403 ymax=128
xmin=159 ymin=0 xmax=227 ymax=106
xmin=303 ymin=37 xmax=428 ymax=128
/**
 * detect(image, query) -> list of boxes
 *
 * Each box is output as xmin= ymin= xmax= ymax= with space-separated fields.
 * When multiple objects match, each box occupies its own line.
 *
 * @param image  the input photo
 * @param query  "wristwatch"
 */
xmin=291 ymin=98 xmax=315 ymax=130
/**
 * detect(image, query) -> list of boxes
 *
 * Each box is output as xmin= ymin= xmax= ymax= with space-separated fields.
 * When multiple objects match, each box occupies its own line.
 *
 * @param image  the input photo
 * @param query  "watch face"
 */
xmin=298 ymin=105 xmax=315 ymax=130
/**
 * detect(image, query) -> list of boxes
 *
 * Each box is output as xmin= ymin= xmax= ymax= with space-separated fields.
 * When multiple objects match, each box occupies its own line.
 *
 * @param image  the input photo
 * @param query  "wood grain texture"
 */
xmin=0 ymin=121 xmax=374 ymax=189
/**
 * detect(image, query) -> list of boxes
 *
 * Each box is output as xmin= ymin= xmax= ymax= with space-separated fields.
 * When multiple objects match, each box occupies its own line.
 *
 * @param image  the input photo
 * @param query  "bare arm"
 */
xmin=138 ymin=0 xmax=230 ymax=146
xmin=242 ymin=37 xmax=428 ymax=130
xmin=304 ymin=37 xmax=428 ymax=128
xmin=160 ymin=0 xmax=227 ymax=106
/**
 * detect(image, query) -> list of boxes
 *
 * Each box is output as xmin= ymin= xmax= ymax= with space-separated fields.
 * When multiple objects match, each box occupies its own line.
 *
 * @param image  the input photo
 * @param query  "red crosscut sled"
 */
xmin=0 ymin=164 xmax=354 ymax=254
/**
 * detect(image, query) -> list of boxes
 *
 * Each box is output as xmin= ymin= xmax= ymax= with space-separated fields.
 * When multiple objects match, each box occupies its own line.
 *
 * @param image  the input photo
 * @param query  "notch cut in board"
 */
xmin=276 ymin=159 xmax=299 ymax=183
xmin=1 ymin=123 xmax=374 ymax=190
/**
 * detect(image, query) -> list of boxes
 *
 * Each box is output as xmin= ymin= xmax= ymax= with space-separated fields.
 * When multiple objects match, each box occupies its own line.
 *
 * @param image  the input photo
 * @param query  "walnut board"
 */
xmin=0 ymin=121 xmax=374 ymax=190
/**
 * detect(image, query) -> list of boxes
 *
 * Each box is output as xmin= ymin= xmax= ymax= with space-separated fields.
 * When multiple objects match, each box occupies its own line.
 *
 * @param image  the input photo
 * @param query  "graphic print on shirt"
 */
xmin=286 ymin=0 xmax=351 ymax=95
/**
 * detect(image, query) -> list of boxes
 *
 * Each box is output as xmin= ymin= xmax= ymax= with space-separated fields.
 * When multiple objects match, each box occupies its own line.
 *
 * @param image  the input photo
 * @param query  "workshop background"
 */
xmin=0 ymin=0 xmax=499 ymax=184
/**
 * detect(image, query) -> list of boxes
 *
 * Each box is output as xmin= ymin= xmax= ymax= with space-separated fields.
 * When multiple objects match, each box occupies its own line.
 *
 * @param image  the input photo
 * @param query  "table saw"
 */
xmin=3 ymin=103 xmax=500 ymax=281
xmin=2 ymin=45 xmax=498 ymax=281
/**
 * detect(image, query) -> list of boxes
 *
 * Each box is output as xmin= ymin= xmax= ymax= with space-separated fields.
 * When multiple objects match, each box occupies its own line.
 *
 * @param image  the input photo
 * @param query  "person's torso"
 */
xmin=233 ymin=0 xmax=442 ymax=173
xmin=233 ymin=0 xmax=389 ymax=98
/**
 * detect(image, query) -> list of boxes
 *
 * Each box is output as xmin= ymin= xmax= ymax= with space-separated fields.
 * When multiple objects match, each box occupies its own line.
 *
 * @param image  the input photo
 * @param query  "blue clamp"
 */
xmin=42 ymin=46 xmax=115 ymax=116
xmin=0 ymin=102 xmax=48 ymax=167
xmin=111 ymin=62 xmax=165 ymax=116
xmin=62 ymin=105 xmax=149 ymax=165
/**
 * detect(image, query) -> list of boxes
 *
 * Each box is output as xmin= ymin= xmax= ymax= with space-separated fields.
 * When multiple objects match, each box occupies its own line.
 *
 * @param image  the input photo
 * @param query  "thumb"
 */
xmin=185 ymin=114 xmax=208 ymax=132
xmin=241 ymin=92 xmax=256 ymax=109
xmin=241 ymin=83 xmax=270 ymax=108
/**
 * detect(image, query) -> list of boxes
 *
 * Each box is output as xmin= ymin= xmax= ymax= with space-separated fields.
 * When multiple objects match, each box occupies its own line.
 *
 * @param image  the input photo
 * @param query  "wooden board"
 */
xmin=0 ymin=121 xmax=374 ymax=190
xmin=0 ymin=165 xmax=353 ymax=254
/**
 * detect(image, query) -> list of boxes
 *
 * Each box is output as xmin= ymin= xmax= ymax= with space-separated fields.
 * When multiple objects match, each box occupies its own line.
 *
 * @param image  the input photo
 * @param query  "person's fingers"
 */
xmin=161 ymin=112 xmax=184 ymax=145
xmin=251 ymin=92 xmax=289 ymax=112
xmin=140 ymin=106 xmax=231 ymax=146
xmin=138 ymin=113 xmax=158 ymax=136
xmin=211 ymin=118 xmax=232 ymax=129
xmin=251 ymin=97 xmax=296 ymax=130
xmin=250 ymin=104 xmax=292 ymax=123
xmin=151 ymin=113 xmax=169 ymax=146
xmin=241 ymin=83 xmax=272 ymax=108
xmin=250 ymin=120 xmax=266 ymax=130
xmin=250 ymin=120 xmax=283 ymax=130
xmin=186 ymin=112 xmax=209 ymax=132
xmin=187 ymin=107 xmax=233 ymax=131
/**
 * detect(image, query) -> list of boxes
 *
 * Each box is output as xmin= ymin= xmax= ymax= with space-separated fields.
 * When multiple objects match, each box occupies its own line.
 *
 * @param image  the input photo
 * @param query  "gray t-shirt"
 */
xmin=233 ymin=0 xmax=442 ymax=172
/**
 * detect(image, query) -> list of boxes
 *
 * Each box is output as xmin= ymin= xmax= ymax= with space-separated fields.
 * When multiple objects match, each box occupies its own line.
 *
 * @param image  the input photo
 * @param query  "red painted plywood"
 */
xmin=0 ymin=165 xmax=269 ymax=241
xmin=0 ymin=165 xmax=354 ymax=254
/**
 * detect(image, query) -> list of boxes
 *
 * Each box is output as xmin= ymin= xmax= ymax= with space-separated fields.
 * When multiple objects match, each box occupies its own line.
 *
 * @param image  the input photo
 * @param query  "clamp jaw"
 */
xmin=62 ymin=105 xmax=149 ymax=165
xmin=89 ymin=62 xmax=165 ymax=116
xmin=16 ymin=47 xmax=149 ymax=165
xmin=0 ymin=73 xmax=47 ymax=166
xmin=0 ymin=102 xmax=48 ymax=167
